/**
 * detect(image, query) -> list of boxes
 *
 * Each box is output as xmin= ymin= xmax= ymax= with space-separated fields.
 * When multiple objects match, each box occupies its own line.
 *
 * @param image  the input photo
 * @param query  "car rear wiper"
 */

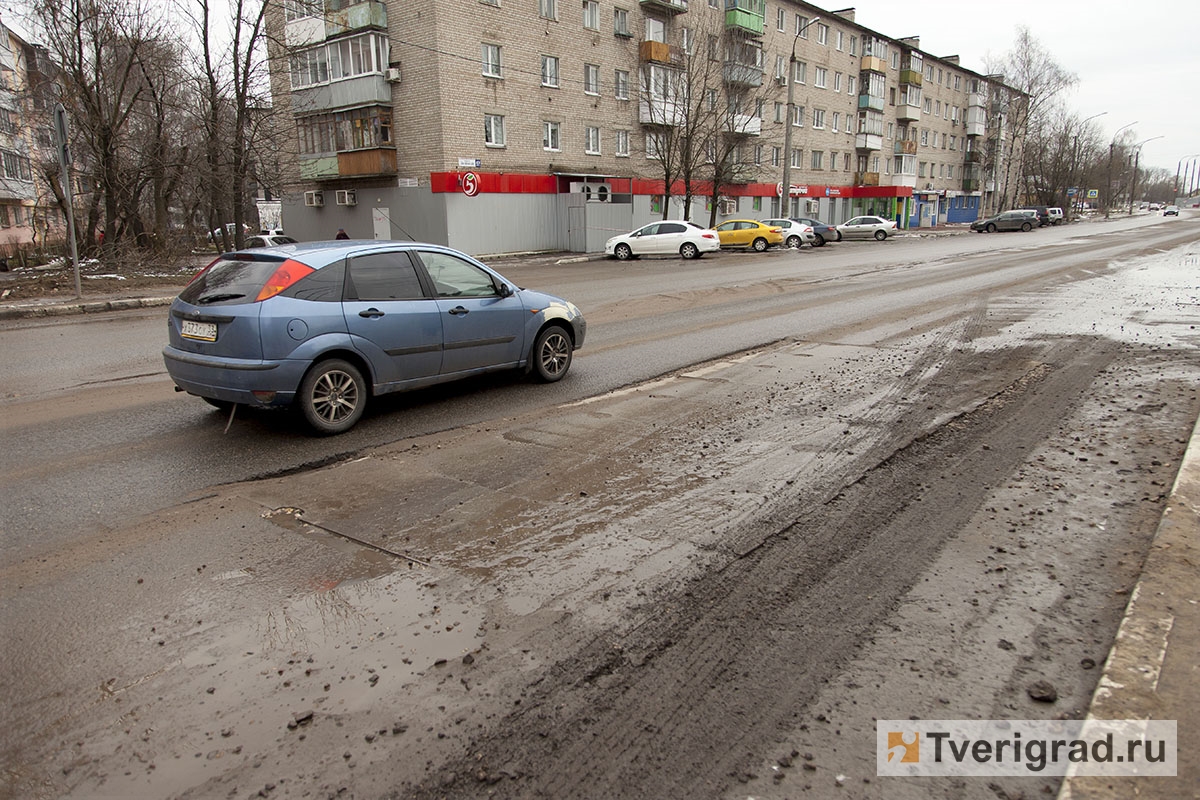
xmin=197 ymin=292 xmax=246 ymax=304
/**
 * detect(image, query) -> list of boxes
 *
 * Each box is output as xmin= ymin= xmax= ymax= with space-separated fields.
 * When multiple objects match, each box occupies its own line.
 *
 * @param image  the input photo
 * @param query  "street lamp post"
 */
xmin=1175 ymin=153 xmax=1200 ymax=202
xmin=1127 ymin=135 xmax=1164 ymax=215
xmin=1105 ymin=121 xmax=1137 ymax=219
xmin=780 ymin=15 xmax=819 ymax=218
xmin=1069 ymin=111 xmax=1106 ymax=220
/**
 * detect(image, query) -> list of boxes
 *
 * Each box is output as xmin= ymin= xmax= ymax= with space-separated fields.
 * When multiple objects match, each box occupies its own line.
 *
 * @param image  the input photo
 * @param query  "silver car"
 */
xmin=605 ymin=220 xmax=721 ymax=260
xmin=836 ymin=215 xmax=898 ymax=241
xmin=760 ymin=218 xmax=817 ymax=249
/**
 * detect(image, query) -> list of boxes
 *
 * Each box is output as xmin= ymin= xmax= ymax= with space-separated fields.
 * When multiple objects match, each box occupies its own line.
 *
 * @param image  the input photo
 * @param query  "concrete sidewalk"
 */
xmin=1059 ymin=416 xmax=1200 ymax=799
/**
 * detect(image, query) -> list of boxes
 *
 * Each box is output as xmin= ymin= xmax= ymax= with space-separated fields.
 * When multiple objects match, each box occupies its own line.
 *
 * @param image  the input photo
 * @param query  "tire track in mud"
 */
xmin=401 ymin=337 xmax=1119 ymax=799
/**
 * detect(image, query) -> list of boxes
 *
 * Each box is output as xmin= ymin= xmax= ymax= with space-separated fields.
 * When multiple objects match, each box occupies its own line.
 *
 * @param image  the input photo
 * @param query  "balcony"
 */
xmin=857 ymin=93 xmax=884 ymax=112
xmin=639 ymin=97 xmax=686 ymax=126
xmin=291 ymin=74 xmax=392 ymax=114
xmin=962 ymin=178 xmax=980 ymax=192
xmin=892 ymin=173 xmax=917 ymax=188
xmin=894 ymin=140 xmax=917 ymax=155
xmin=325 ymin=0 xmax=387 ymax=37
xmin=855 ymin=172 xmax=880 ymax=186
xmin=964 ymin=149 xmax=983 ymax=164
xmin=337 ymin=147 xmax=397 ymax=177
xmin=639 ymin=40 xmax=683 ymax=65
xmin=899 ymin=68 xmax=922 ymax=86
xmin=726 ymin=113 xmax=761 ymax=136
xmin=968 ymin=91 xmax=986 ymax=108
xmin=639 ymin=0 xmax=688 ymax=13
xmin=966 ymin=119 xmax=985 ymax=138
xmin=897 ymin=103 xmax=920 ymax=122
xmin=725 ymin=0 xmax=765 ymax=36
xmin=723 ymin=62 xmax=763 ymax=87
xmin=855 ymin=133 xmax=882 ymax=151
xmin=299 ymin=155 xmax=339 ymax=181
xmin=860 ymin=55 xmax=886 ymax=74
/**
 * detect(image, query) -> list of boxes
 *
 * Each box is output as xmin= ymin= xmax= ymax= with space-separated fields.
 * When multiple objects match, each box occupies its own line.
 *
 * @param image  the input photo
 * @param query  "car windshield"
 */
xmin=179 ymin=255 xmax=288 ymax=306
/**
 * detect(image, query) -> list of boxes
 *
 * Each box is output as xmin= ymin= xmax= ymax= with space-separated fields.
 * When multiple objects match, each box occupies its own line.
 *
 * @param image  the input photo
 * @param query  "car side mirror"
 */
xmin=498 ymin=283 xmax=513 ymax=298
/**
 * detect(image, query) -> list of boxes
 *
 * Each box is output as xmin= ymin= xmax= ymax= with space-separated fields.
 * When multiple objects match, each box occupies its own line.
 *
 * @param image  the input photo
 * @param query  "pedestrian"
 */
xmin=335 ymin=228 xmax=349 ymax=240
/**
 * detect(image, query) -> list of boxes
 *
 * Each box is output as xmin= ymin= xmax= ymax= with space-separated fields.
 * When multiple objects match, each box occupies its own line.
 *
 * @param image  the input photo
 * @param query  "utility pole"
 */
xmin=780 ymin=15 xmax=819 ymax=219
xmin=1105 ymin=121 xmax=1137 ymax=219
xmin=1176 ymin=154 xmax=1200 ymax=203
xmin=1127 ymin=136 xmax=1163 ymax=215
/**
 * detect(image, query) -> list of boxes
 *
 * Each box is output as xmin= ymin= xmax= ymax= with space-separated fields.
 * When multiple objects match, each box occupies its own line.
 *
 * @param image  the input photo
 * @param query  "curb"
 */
xmin=0 ymin=295 xmax=176 ymax=321
xmin=1057 ymin=414 xmax=1200 ymax=798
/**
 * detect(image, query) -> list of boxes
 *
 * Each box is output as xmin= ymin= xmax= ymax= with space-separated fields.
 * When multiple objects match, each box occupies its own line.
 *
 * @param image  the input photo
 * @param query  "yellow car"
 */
xmin=713 ymin=219 xmax=785 ymax=251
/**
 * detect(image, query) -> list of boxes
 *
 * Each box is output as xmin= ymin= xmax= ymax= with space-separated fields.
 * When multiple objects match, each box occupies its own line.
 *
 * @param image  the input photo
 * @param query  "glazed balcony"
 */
xmin=964 ymin=149 xmax=983 ymax=164
xmin=325 ymin=0 xmax=387 ymax=37
xmin=855 ymin=133 xmax=882 ymax=151
xmin=855 ymin=171 xmax=880 ymax=186
xmin=899 ymin=68 xmax=922 ymax=86
xmin=639 ymin=97 xmax=686 ymax=126
xmin=725 ymin=0 xmax=765 ymax=36
xmin=962 ymin=178 xmax=980 ymax=192
xmin=860 ymin=55 xmax=886 ymax=74
xmin=897 ymin=103 xmax=920 ymax=122
xmin=857 ymin=93 xmax=884 ymax=112
xmin=725 ymin=113 xmax=761 ymax=136
xmin=337 ymin=147 xmax=397 ymax=177
xmin=894 ymin=140 xmax=917 ymax=155
xmin=723 ymin=62 xmax=763 ymax=87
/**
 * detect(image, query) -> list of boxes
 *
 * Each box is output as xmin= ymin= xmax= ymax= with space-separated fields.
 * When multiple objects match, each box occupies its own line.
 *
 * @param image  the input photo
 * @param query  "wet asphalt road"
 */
xmin=2 ymin=212 xmax=1199 ymax=799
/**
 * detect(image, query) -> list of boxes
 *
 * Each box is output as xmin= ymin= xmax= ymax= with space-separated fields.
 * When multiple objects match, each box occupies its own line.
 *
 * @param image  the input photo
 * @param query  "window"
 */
xmin=327 ymin=34 xmax=389 ymax=80
xmin=774 ymin=102 xmax=784 ymax=123
xmin=849 ymin=35 xmax=858 ymax=55
xmin=296 ymin=106 xmax=392 ymax=155
xmin=796 ymin=14 xmax=809 ymax=37
xmin=645 ymin=16 xmax=665 ymax=42
xmin=755 ymin=99 xmax=764 ymax=118
xmin=754 ymin=144 xmax=763 ymax=165
xmin=920 ymin=128 xmax=929 ymax=146
xmin=937 ymin=68 xmax=943 ymax=85
xmin=777 ymin=8 xmax=785 ymax=31
xmin=935 ymin=100 xmax=941 ymax=116
xmin=847 ymin=75 xmax=855 ymax=95
xmin=792 ymin=60 xmax=806 ymax=84
xmin=844 ymin=153 xmax=851 ymax=171
xmin=792 ymin=105 xmax=804 ymax=126
xmin=771 ymin=146 xmax=781 ymax=167
xmin=289 ymin=46 xmax=329 ymax=88
xmin=682 ymin=27 xmax=693 ymax=54
xmin=348 ymin=252 xmax=425 ymax=301
xmin=814 ymin=67 xmax=827 ymax=88
xmin=706 ymin=88 xmax=717 ymax=112
xmin=421 ymin=251 xmax=500 ymax=299
xmin=615 ymin=129 xmax=630 ymax=156
xmin=832 ymin=111 xmax=840 ymax=132
xmin=614 ymin=7 xmax=629 ymax=36
xmin=646 ymin=131 xmax=663 ymax=159
xmin=775 ymin=55 xmax=786 ymax=79
xmin=812 ymin=108 xmax=825 ymax=129
xmin=484 ymin=114 xmax=505 ymax=147
xmin=584 ymin=63 xmax=599 ymax=94
xmin=887 ymin=121 xmax=893 ymax=139
xmin=284 ymin=0 xmax=321 ymax=22
xmin=809 ymin=150 xmax=822 ymax=169
xmin=833 ymin=72 xmax=842 ymax=92
xmin=923 ymin=98 xmax=932 ymax=114
xmin=541 ymin=55 xmax=559 ymax=87
xmin=836 ymin=31 xmax=844 ymax=51
xmin=891 ymin=51 xmax=899 ymax=70
xmin=615 ymin=69 xmax=629 ymax=99
xmin=1 ymin=150 xmax=32 ymax=182
xmin=790 ymin=148 xmax=802 ymax=167
xmin=583 ymin=0 xmax=599 ymax=30
xmin=482 ymin=43 xmax=502 ymax=78
xmin=949 ymin=135 xmax=956 ymax=151
xmin=539 ymin=0 xmax=556 ymax=20
xmin=926 ymin=64 xmax=934 ymax=81
xmin=543 ymin=121 xmax=561 ymax=151
xmin=919 ymin=161 xmax=926 ymax=178
xmin=585 ymin=126 xmax=601 ymax=154
xmin=816 ymin=23 xmax=828 ymax=45
xmin=954 ymin=75 xmax=961 ymax=90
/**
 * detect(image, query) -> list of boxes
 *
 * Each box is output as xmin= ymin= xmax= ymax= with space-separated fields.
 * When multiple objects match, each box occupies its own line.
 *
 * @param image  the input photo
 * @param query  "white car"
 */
xmin=245 ymin=233 xmax=299 ymax=248
xmin=836 ymin=215 xmax=898 ymax=241
xmin=760 ymin=218 xmax=817 ymax=248
xmin=605 ymin=220 xmax=721 ymax=260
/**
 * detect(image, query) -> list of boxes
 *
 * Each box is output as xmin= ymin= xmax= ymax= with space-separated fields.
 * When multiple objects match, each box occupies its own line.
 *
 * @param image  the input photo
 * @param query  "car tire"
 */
xmin=614 ymin=243 xmax=633 ymax=260
xmin=680 ymin=242 xmax=700 ymax=259
xmin=786 ymin=235 xmax=802 ymax=249
xmin=532 ymin=325 xmax=572 ymax=383
xmin=752 ymin=237 xmax=769 ymax=252
xmin=835 ymin=231 xmax=843 ymax=242
xmin=986 ymin=223 xmax=997 ymax=233
xmin=1021 ymin=222 xmax=1032 ymax=232
xmin=299 ymin=358 xmax=366 ymax=435
xmin=873 ymin=229 xmax=887 ymax=241
xmin=812 ymin=234 xmax=826 ymax=247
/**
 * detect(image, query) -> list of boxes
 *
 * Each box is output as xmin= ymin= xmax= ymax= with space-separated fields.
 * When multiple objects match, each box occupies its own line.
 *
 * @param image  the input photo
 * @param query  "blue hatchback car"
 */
xmin=163 ymin=241 xmax=586 ymax=434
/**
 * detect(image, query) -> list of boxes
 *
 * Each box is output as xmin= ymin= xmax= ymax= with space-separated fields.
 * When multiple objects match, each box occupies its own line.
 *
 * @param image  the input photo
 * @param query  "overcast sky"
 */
xmin=839 ymin=0 xmax=1200 ymax=176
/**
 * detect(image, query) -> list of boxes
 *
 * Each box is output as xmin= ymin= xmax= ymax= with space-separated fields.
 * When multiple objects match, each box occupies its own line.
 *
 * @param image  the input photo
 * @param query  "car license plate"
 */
xmin=181 ymin=320 xmax=217 ymax=341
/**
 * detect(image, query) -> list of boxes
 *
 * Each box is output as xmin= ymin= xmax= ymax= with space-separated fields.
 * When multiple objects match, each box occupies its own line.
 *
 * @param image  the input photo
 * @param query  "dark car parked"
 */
xmin=1018 ymin=205 xmax=1052 ymax=227
xmin=163 ymin=241 xmax=586 ymax=435
xmin=788 ymin=216 xmax=841 ymax=246
xmin=970 ymin=210 xmax=1038 ymax=233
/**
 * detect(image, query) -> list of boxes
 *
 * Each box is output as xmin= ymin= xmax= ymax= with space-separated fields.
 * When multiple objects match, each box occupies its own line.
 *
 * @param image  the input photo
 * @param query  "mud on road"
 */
xmin=2 ymin=246 xmax=1199 ymax=800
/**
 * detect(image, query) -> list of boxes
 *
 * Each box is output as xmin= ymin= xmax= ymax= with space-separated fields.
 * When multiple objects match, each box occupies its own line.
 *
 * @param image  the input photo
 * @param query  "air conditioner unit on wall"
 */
xmin=304 ymin=190 xmax=324 ymax=207
xmin=719 ymin=197 xmax=737 ymax=215
xmin=806 ymin=199 xmax=819 ymax=214
xmin=336 ymin=189 xmax=357 ymax=206
xmin=385 ymin=67 xmax=402 ymax=83
xmin=775 ymin=75 xmax=787 ymax=86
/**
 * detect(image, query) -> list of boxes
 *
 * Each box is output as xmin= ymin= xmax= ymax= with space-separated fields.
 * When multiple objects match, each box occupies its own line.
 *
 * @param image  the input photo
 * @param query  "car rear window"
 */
xmin=178 ymin=255 xmax=287 ymax=306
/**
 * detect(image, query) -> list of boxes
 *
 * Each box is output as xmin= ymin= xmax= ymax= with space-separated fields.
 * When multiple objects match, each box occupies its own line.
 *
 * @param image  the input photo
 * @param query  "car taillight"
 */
xmin=770 ymin=228 xmax=783 ymax=233
xmin=184 ymin=257 xmax=221 ymax=287
xmin=256 ymin=259 xmax=315 ymax=302
xmin=702 ymin=233 xmax=716 ymax=239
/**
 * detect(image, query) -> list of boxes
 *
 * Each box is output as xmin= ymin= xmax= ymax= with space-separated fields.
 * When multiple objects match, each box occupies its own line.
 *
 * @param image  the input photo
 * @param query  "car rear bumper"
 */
xmin=163 ymin=346 xmax=304 ymax=406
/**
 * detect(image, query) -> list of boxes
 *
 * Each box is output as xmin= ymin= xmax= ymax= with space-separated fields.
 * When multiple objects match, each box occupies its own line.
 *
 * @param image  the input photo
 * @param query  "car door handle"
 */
xmin=358 ymin=308 xmax=384 ymax=318
xmin=448 ymin=306 xmax=469 ymax=316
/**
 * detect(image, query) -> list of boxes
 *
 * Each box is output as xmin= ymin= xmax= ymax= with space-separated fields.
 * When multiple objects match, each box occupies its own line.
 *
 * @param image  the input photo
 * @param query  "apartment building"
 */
xmin=0 ymin=18 xmax=65 ymax=263
xmin=268 ymin=0 xmax=1025 ymax=254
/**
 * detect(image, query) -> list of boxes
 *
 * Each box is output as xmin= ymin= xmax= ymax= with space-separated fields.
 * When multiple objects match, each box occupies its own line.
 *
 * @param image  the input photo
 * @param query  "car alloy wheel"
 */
xmin=614 ymin=243 xmax=633 ymax=260
xmin=300 ymin=358 xmax=366 ymax=435
xmin=533 ymin=326 xmax=572 ymax=382
xmin=752 ymin=237 xmax=768 ymax=252
xmin=680 ymin=242 xmax=699 ymax=259
xmin=874 ymin=229 xmax=887 ymax=241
